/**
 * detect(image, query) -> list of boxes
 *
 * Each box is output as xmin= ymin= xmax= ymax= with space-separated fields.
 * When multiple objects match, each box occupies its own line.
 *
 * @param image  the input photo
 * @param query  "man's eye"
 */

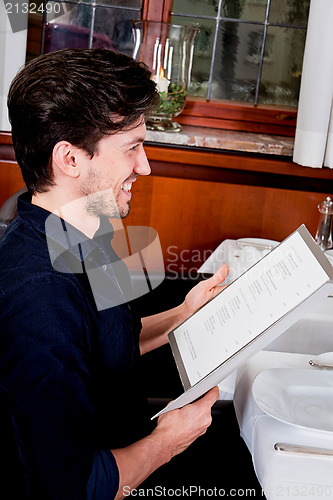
xmin=129 ymin=144 xmax=139 ymax=151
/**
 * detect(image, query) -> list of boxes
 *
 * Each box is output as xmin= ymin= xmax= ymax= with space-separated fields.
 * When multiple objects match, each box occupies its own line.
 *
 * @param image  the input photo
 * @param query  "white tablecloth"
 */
xmin=234 ymin=350 xmax=333 ymax=500
xmin=218 ymin=296 xmax=333 ymax=401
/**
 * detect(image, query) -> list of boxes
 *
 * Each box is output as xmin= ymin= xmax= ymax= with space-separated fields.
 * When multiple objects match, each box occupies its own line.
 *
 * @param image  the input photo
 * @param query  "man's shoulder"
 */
xmin=0 ymin=215 xmax=47 ymax=254
xmin=0 ymin=257 xmax=95 ymax=347
xmin=0 ymin=217 xmax=85 ymax=298
xmin=0 ymin=217 xmax=47 ymax=285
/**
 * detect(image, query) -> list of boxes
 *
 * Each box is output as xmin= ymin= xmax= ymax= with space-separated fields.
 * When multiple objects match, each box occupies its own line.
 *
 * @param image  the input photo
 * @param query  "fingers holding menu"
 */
xmin=154 ymin=386 xmax=219 ymax=460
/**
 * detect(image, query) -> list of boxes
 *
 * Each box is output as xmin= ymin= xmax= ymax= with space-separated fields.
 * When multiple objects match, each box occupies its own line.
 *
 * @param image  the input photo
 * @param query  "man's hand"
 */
xmin=140 ymin=264 xmax=229 ymax=355
xmin=112 ymin=387 xmax=219 ymax=498
xmin=152 ymin=386 xmax=219 ymax=460
xmin=182 ymin=264 xmax=229 ymax=320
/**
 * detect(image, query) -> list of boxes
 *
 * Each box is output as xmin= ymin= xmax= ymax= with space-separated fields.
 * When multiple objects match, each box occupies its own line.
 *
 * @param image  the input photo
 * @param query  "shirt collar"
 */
xmin=17 ymin=192 xmax=114 ymax=261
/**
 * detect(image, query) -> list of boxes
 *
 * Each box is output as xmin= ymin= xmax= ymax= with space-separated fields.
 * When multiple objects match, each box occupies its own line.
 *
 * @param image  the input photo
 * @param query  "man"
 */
xmin=0 ymin=48 xmax=228 ymax=499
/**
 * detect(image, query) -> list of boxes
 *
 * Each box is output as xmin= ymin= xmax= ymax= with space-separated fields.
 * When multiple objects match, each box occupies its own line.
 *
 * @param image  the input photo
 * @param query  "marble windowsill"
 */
xmin=145 ymin=125 xmax=294 ymax=157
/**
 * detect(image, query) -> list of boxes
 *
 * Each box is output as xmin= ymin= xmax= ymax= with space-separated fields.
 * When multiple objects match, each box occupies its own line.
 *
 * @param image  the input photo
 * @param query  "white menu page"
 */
xmin=167 ymin=226 xmax=333 ymax=396
xmin=171 ymin=230 xmax=328 ymax=386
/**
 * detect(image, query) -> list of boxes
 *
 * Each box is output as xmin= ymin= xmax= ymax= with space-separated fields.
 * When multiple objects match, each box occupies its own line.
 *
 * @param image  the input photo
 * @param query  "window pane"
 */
xmin=172 ymin=0 xmax=219 ymax=18
xmin=93 ymin=7 xmax=139 ymax=55
xmin=43 ymin=1 xmax=140 ymax=54
xmin=96 ymin=0 xmax=141 ymax=7
xmin=44 ymin=2 xmax=92 ymax=51
xmin=269 ymin=0 xmax=310 ymax=26
xmin=171 ymin=15 xmax=216 ymax=98
xmin=258 ymin=26 xmax=306 ymax=106
xmin=211 ymin=21 xmax=264 ymax=102
xmin=54 ymin=0 xmax=90 ymax=3
xmin=221 ymin=0 xmax=267 ymax=23
xmin=72 ymin=0 xmax=141 ymax=5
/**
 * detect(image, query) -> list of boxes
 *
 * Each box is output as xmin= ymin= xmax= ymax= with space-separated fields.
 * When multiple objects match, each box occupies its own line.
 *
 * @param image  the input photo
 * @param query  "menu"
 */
xmin=153 ymin=225 xmax=333 ymax=418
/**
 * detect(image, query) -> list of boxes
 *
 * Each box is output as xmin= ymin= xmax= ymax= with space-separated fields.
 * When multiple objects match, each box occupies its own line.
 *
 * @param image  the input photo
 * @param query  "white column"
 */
xmin=293 ymin=0 xmax=333 ymax=169
xmin=0 ymin=1 xmax=28 ymax=131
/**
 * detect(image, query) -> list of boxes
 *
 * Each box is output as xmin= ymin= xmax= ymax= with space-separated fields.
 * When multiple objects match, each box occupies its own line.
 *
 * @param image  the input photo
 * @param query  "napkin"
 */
xmin=197 ymin=239 xmax=273 ymax=284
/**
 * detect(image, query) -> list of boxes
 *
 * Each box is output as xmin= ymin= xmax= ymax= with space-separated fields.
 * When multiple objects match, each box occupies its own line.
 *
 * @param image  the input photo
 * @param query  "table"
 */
xmin=233 ymin=349 xmax=333 ymax=500
xmin=204 ymin=237 xmax=333 ymax=498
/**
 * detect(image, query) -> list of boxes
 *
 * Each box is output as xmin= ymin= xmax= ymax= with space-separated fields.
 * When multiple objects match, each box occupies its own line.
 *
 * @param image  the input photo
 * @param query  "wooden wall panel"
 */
xmin=0 ymin=162 xmax=25 ymax=207
xmin=123 ymin=175 xmax=328 ymax=273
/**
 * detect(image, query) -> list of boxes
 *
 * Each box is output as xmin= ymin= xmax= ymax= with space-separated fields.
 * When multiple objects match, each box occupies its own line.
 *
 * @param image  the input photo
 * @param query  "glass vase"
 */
xmin=132 ymin=21 xmax=199 ymax=132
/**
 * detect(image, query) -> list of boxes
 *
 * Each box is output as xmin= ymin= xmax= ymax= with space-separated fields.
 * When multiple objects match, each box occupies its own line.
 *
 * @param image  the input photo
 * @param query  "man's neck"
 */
xmin=32 ymin=191 xmax=100 ymax=239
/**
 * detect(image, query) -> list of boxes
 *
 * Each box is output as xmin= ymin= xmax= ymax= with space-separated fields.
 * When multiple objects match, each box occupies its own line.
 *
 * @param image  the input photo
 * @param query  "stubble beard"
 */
xmin=83 ymin=190 xmax=130 ymax=219
xmin=80 ymin=168 xmax=129 ymax=219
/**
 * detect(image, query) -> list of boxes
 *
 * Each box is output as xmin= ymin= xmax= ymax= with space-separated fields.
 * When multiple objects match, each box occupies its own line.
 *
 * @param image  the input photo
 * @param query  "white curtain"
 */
xmin=0 ymin=2 xmax=27 ymax=131
xmin=293 ymin=0 xmax=333 ymax=168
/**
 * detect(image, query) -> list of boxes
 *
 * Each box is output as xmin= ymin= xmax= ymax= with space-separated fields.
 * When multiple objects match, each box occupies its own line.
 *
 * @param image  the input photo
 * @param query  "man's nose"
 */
xmin=134 ymin=145 xmax=151 ymax=176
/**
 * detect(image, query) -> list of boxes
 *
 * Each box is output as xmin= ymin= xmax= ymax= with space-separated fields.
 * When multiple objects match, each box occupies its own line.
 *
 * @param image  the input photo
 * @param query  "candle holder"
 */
xmin=132 ymin=21 xmax=199 ymax=132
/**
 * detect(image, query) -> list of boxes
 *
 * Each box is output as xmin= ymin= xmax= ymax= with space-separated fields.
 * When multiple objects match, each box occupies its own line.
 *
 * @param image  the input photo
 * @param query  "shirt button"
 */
xmin=102 ymin=264 xmax=107 ymax=271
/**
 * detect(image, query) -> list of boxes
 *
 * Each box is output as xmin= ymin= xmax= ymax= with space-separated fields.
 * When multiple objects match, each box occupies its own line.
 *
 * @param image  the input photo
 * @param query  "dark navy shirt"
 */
xmin=0 ymin=193 xmax=151 ymax=499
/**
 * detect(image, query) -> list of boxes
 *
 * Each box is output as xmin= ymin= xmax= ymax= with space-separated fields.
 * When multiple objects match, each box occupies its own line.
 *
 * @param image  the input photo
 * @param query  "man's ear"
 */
xmin=52 ymin=141 xmax=81 ymax=179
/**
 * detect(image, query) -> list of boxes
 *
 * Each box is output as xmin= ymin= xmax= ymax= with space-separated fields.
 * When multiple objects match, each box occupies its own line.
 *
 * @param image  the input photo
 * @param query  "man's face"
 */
xmin=79 ymin=120 xmax=150 ymax=218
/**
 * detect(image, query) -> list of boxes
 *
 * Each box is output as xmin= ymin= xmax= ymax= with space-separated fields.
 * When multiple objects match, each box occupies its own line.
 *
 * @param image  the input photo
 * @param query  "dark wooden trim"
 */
xmin=0 ymin=133 xmax=16 ymax=162
xmin=182 ymin=98 xmax=297 ymax=127
xmin=2 ymin=132 xmax=333 ymax=192
xmin=27 ymin=12 xmax=43 ymax=58
xmin=0 ymin=132 xmax=13 ymax=145
xmin=142 ymin=0 xmax=172 ymax=22
xmin=0 ymin=145 xmax=16 ymax=162
xmin=148 ymin=160 xmax=333 ymax=194
xmin=175 ymin=115 xmax=296 ymax=136
xmin=177 ymin=98 xmax=297 ymax=136
xmin=143 ymin=144 xmax=333 ymax=181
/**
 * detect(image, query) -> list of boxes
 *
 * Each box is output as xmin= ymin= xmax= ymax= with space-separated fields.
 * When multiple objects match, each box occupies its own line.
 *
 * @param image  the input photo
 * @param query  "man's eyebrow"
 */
xmin=122 ymin=137 xmax=145 ymax=148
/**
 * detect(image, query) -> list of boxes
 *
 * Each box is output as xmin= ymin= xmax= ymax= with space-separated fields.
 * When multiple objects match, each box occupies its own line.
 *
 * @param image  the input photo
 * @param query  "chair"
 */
xmin=0 ymin=187 xmax=27 ymax=237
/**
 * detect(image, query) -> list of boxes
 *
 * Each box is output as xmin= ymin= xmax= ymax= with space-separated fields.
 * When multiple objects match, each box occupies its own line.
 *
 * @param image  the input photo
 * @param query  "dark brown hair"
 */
xmin=7 ymin=48 xmax=159 ymax=194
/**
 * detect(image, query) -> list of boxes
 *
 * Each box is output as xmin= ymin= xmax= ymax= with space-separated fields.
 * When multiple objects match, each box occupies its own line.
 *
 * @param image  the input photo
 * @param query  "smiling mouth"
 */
xmin=121 ymin=182 xmax=132 ymax=193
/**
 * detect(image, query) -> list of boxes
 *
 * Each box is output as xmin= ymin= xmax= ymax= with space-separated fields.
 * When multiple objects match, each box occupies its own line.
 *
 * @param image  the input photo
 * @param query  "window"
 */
xmin=27 ymin=0 xmax=309 ymax=134
xmin=171 ymin=0 xmax=309 ymax=107
xmin=41 ymin=0 xmax=143 ymax=55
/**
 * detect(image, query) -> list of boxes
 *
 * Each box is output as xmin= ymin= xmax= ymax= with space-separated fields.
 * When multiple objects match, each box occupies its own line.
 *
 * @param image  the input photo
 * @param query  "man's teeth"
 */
xmin=121 ymin=183 xmax=132 ymax=192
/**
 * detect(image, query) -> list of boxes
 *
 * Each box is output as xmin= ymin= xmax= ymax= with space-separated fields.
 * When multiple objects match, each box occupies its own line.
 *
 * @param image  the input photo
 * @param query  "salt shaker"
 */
xmin=315 ymin=196 xmax=333 ymax=250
